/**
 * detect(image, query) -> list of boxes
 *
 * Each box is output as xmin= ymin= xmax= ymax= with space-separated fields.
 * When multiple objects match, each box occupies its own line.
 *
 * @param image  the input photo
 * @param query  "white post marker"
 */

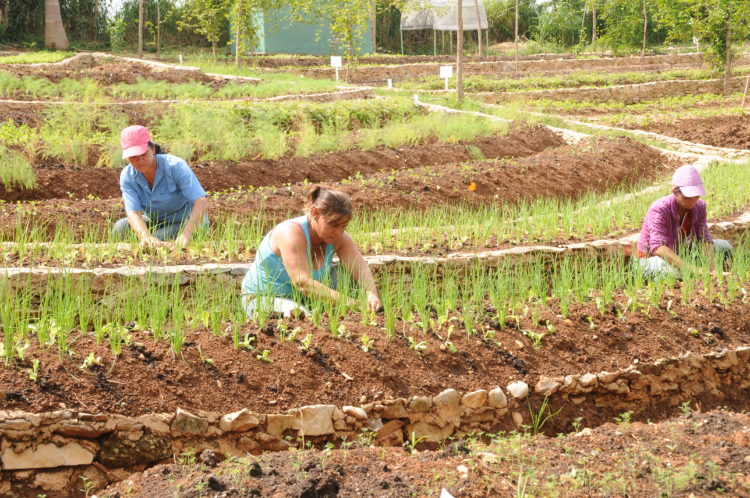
xmin=178 ymin=54 xmax=183 ymax=64
xmin=439 ymin=65 xmax=453 ymax=91
xmin=331 ymin=55 xmax=342 ymax=82
xmin=693 ymin=36 xmax=699 ymax=53
xmin=387 ymin=78 xmax=393 ymax=89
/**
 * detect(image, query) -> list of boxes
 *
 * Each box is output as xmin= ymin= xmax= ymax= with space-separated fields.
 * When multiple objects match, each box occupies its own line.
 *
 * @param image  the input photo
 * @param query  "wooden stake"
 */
xmin=742 ymin=75 xmax=750 ymax=114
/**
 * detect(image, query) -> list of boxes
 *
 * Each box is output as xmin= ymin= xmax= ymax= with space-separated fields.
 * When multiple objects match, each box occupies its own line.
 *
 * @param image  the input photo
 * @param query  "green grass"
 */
xmin=0 ymin=146 xmax=36 ymax=190
xmin=0 ymin=51 xmax=74 ymax=64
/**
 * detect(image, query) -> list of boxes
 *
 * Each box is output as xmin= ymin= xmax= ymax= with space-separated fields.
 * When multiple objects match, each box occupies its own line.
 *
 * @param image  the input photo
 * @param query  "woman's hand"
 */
xmin=367 ymin=292 xmax=383 ymax=313
xmin=140 ymin=235 xmax=165 ymax=249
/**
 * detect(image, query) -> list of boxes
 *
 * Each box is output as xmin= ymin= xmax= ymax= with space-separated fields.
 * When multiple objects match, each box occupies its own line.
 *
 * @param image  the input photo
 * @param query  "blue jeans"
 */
xmin=633 ymin=239 xmax=733 ymax=279
xmin=112 ymin=214 xmax=208 ymax=241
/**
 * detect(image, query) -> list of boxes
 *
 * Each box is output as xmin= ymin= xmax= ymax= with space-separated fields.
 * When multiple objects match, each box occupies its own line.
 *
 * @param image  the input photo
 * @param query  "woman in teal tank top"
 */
xmin=242 ymin=186 xmax=381 ymax=317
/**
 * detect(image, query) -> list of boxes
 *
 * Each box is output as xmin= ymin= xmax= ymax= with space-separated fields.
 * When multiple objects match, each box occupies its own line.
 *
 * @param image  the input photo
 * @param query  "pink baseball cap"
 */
xmin=672 ymin=164 xmax=705 ymax=198
xmin=120 ymin=125 xmax=152 ymax=159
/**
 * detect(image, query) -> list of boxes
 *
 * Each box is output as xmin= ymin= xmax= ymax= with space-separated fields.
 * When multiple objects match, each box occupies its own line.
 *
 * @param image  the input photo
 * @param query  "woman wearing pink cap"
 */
xmin=114 ymin=125 xmax=209 ymax=248
xmin=633 ymin=164 xmax=731 ymax=278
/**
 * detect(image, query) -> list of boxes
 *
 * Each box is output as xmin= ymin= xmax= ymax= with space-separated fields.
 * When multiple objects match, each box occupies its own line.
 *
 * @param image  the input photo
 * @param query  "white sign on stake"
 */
xmin=439 ymin=65 xmax=453 ymax=91
xmin=331 ymin=56 xmax=342 ymax=82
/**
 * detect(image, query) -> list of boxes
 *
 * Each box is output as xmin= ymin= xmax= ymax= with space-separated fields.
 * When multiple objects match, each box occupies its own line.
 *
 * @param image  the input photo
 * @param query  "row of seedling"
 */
xmin=3 ymin=159 xmax=749 ymax=266
xmin=2 ymin=238 xmax=748 ymax=369
xmin=0 ymin=97 xmax=508 ymax=185
xmin=399 ymin=66 xmax=750 ymax=93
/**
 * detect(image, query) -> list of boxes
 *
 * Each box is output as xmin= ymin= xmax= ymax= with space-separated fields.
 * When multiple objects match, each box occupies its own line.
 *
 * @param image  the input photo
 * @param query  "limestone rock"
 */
xmin=597 ymin=371 xmax=619 ymax=384
xmin=298 ymin=405 xmax=335 ymax=436
xmin=342 ymin=406 xmax=367 ymax=421
xmin=381 ymin=400 xmax=408 ymax=419
xmin=461 ymin=390 xmax=488 ymax=409
xmin=406 ymin=421 xmax=454 ymax=443
xmin=434 ymin=389 xmax=461 ymax=426
xmin=376 ymin=420 xmax=404 ymax=446
xmin=409 ymin=396 xmax=433 ymax=413
xmin=171 ymin=408 xmax=209 ymax=435
xmin=55 ymin=423 xmax=109 ymax=438
xmin=511 ymin=411 xmax=524 ymax=427
xmin=535 ymin=376 xmax=561 ymax=396
xmin=135 ymin=414 xmax=173 ymax=434
xmin=487 ymin=387 xmax=508 ymax=409
xmin=2 ymin=443 xmax=94 ymax=470
xmin=507 ymin=381 xmax=529 ymax=400
xmin=220 ymin=410 xmax=261 ymax=433
xmin=265 ymin=414 xmax=299 ymax=436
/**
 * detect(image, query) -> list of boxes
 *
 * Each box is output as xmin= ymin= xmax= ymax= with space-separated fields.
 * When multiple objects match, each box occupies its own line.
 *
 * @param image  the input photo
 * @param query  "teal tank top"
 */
xmin=242 ymin=215 xmax=335 ymax=298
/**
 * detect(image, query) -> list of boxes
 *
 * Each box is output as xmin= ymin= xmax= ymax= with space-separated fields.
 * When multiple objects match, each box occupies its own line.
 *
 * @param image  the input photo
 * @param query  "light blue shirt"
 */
xmin=242 ymin=215 xmax=335 ymax=298
xmin=119 ymin=154 xmax=206 ymax=225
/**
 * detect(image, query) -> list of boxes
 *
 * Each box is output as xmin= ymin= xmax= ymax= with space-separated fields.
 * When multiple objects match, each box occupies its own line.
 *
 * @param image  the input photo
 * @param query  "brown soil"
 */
xmin=7 ymin=54 xmax=223 ymax=87
xmin=0 ymin=134 xmax=665 ymax=242
xmin=641 ymin=114 xmax=750 ymax=149
xmin=95 ymin=409 xmax=750 ymax=498
xmin=0 ymin=124 xmax=561 ymax=203
xmin=1 ymin=286 xmax=747 ymax=425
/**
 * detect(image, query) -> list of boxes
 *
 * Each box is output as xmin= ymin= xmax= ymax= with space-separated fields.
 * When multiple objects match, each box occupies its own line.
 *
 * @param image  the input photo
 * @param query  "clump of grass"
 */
xmin=0 ymin=51 xmax=74 ymax=64
xmin=0 ymin=146 xmax=36 ymax=190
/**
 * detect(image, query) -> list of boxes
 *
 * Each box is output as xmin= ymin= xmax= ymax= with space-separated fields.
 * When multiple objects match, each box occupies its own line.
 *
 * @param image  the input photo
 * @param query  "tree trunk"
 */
xmin=44 ymin=0 xmax=69 ymax=50
xmin=138 ymin=0 xmax=144 ymax=58
xmin=514 ymin=0 xmax=519 ymax=71
xmin=371 ymin=1 xmax=377 ymax=54
xmin=724 ymin=10 xmax=732 ymax=97
xmin=235 ymin=0 xmax=242 ymax=67
xmin=641 ymin=0 xmax=647 ymax=62
xmin=472 ymin=0 xmax=482 ymax=57
xmin=591 ymin=4 xmax=597 ymax=44
xmin=457 ymin=0 xmax=464 ymax=103
xmin=156 ymin=0 xmax=161 ymax=60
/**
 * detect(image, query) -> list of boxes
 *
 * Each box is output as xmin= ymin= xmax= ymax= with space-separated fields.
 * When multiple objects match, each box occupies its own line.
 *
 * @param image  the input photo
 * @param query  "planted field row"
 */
xmin=400 ymin=66 xmax=750 ymax=94
xmin=0 ymin=97 xmax=520 ymax=192
xmin=2 ymin=147 xmax=748 ymax=268
xmin=287 ymin=53 xmax=713 ymax=84
xmin=0 ymin=114 xmax=546 ymax=202
xmin=0 ymin=133 xmax=675 ymax=257
xmin=1 ymin=243 xmax=750 ymax=418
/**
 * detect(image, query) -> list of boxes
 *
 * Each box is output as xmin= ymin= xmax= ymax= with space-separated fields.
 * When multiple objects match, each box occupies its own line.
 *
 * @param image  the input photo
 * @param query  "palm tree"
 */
xmin=45 ymin=0 xmax=69 ymax=50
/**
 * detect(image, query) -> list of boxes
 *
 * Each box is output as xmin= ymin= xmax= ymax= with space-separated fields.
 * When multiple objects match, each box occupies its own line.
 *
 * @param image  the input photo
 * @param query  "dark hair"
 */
xmin=306 ymin=186 xmax=352 ymax=219
xmin=149 ymin=141 xmax=165 ymax=155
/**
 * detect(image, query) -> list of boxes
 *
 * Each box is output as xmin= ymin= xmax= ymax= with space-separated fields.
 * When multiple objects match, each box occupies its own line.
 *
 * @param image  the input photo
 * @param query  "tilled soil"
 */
xmin=641 ymin=114 xmax=750 ymax=150
xmin=0 ymin=289 xmax=748 ymax=425
xmin=0 ymin=124 xmax=563 ymax=203
xmin=95 ymin=409 xmax=750 ymax=498
xmin=0 ymin=134 xmax=666 ymax=240
xmin=6 ymin=54 xmax=222 ymax=87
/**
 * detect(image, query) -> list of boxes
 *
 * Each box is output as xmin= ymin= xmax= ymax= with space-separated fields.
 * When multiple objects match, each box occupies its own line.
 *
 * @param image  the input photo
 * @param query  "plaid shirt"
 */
xmin=636 ymin=194 xmax=711 ymax=257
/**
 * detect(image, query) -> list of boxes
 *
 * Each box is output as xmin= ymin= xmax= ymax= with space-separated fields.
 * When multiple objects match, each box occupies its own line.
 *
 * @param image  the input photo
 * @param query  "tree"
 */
xmin=290 ymin=0 xmax=406 ymax=73
xmin=457 ymin=0 xmax=464 ymax=102
xmin=598 ymin=0 xmax=649 ymax=55
xmin=44 ymin=0 xmax=69 ymax=49
xmin=180 ymin=0 xmax=231 ymax=59
xmin=138 ymin=0 xmax=144 ymax=57
xmin=484 ymin=0 xmax=538 ymax=43
xmin=231 ymin=0 xmax=284 ymax=65
xmin=654 ymin=0 xmax=750 ymax=95
xmin=534 ymin=0 xmax=584 ymax=47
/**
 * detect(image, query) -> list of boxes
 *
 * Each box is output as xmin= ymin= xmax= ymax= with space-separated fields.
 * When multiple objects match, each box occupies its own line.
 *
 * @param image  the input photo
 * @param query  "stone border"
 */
xmin=1 ymin=344 xmax=748 ymax=495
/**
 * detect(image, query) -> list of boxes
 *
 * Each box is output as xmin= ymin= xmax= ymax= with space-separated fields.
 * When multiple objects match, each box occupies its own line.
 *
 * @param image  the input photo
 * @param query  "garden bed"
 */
xmin=636 ymin=114 xmax=750 ymax=150
xmin=91 ymin=409 xmax=750 ymax=498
